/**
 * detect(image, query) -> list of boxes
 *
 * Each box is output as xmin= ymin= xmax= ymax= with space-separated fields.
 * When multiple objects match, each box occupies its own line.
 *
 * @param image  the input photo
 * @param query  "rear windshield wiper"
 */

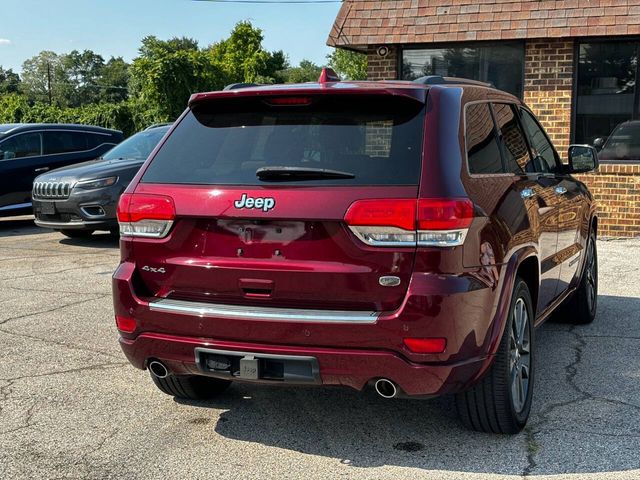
xmin=256 ymin=166 xmax=355 ymax=181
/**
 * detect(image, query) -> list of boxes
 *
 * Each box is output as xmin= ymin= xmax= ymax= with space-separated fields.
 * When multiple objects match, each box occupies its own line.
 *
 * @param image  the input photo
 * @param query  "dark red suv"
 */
xmin=113 ymin=72 xmax=599 ymax=433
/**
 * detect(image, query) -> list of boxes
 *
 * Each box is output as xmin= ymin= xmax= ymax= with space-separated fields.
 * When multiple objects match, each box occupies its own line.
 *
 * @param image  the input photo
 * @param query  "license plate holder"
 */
xmin=239 ymin=357 xmax=259 ymax=380
xmin=40 ymin=202 xmax=55 ymax=215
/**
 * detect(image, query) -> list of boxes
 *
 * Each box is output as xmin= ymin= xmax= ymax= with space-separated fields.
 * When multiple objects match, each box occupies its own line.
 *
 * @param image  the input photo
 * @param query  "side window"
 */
xmin=519 ymin=109 xmax=560 ymax=173
xmin=492 ymin=103 xmax=529 ymax=174
xmin=465 ymin=103 xmax=503 ymax=174
xmin=43 ymin=131 xmax=88 ymax=155
xmin=86 ymin=133 xmax=107 ymax=149
xmin=0 ymin=133 xmax=42 ymax=160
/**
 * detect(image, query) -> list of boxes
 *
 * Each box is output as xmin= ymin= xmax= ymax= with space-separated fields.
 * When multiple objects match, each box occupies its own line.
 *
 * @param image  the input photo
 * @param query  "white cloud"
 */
xmin=0 ymin=38 xmax=11 ymax=46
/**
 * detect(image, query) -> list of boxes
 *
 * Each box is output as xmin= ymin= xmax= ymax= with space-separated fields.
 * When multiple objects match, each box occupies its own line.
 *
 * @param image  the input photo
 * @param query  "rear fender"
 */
xmin=470 ymin=246 xmax=538 ymax=383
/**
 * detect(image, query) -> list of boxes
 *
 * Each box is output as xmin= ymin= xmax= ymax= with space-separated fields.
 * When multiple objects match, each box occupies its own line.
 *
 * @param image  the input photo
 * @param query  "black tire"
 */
xmin=59 ymin=229 xmax=94 ymax=239
xmin=560 ymin=232 xmax=598 ymax=325
xmin=150 ymin=372 xmax=231 ymax=401
xmin=455 ymin=278 xmax=534 ymax=434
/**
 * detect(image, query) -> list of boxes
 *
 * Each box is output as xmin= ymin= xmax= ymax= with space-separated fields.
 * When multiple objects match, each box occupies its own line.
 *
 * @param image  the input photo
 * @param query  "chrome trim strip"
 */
xmin=149 ymin=298 xmax=379 ymax=324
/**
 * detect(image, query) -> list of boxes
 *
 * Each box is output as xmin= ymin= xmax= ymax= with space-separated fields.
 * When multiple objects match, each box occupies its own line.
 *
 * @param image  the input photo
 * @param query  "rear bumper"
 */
xmin=113 ymin=260 xmax=507 ymax=397
xmin=119 ymin=332 xmax=487 ymax=396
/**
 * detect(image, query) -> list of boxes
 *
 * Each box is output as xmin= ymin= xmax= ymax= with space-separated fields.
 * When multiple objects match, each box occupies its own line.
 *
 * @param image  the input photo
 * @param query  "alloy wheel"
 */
xmin=509 ymin=297 xmax=531 ymax=413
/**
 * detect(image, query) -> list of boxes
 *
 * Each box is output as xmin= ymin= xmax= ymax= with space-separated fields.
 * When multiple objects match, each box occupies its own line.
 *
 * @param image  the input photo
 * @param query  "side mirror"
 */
xmin=568 ymin=144 xmax=598 ymax=173
xmin=592 ymin=137 xmax=605 ymax=150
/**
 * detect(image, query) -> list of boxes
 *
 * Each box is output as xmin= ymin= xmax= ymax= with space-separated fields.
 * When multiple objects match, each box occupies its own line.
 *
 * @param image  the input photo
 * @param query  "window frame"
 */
xmin=463 ymin=100 xmax=530 ymax=178
xmin=0 ymin=132 xmax=43 ymax=160
xmin=399 ymin=41 xmax=526 ymax=99
xmin=0 ymin=129 xmax=115 ymax=160
xmin=571 ymin=37 xmax=640 ymax=164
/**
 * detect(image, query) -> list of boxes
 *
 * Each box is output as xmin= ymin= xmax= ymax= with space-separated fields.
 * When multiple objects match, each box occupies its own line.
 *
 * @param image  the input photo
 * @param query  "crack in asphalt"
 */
xmin=0 ymin=284 xmax=111 ymax=296
xmin=0 ymin=260 xmax=117 ymax=282
xmin=0 ymin=295 xmax=109 ymax=326
xmin=0 ymin=361 xmax=127 ymax=384
xmin=522 ymin=325 xmax=640 ymax=476
xmin=0 ymin=327 xmax=122 ymax=360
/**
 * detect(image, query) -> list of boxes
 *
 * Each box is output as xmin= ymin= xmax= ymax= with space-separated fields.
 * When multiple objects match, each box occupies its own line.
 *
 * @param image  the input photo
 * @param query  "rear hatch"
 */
xmin=126 ymin=93 xmax=426 ymax=312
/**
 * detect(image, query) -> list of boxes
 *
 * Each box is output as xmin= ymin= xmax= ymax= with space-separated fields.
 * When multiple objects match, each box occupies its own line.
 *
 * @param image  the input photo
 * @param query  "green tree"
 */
xmin=210 ymin=21 xmax=273 ymax=83
xmin=63 ymin=49 xmax=106 ymax=106
xmin=327 ymin=49 xmax=368 ymax=80
xmin=0 ymin=66 xmax=21 ymax=94
xmin=20 ymin=51 xmax=70 ymax=106
xmin=129 ymin=36 xmax=224 ymax=122
xmin=99 ymin=57 xmax=130 ymax=103
xmin=279 ymin=59 xmax=322 ymax=83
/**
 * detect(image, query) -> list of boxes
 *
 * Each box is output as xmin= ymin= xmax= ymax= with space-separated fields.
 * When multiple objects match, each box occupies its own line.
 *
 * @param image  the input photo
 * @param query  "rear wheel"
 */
xmin=455 ymin=278 xmax=534 ymax=434
xmin=559 ymin=232 xmax=598 ymax=325
xmin=150 ymin=372 xmax=231 ymax=401
xmin=59 ymin=229 xmax=94 ymax=239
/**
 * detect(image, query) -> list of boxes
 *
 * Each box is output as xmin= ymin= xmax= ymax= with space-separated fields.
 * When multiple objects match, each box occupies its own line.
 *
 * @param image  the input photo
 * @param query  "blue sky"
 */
xmin=0 ymin=0 xmax=342 ymax=72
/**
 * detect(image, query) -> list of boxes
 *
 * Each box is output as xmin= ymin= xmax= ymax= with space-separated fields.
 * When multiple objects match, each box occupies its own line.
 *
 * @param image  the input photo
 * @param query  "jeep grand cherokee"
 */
xmin=112 ymin=71 xmax=599 ymax=433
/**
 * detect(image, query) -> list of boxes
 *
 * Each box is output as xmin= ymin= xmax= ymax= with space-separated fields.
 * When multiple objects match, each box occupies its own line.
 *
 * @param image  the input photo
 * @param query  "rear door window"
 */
xmin=0 ymin=132 xmax=42 ymax=160
xmin=43 ymin=131 xmax=88 ymax=155
xmin=465 ymin=102 xmax=503 ymax=174
xmin=142 ymin=95 xmax=425 ymax=186
xmin=492 ymin=103 xmax=530 ymax=174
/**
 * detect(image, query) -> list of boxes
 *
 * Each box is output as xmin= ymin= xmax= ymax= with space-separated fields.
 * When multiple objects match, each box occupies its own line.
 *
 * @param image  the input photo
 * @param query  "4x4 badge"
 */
xmin=234 ymin=194 xmax=275 ymax=212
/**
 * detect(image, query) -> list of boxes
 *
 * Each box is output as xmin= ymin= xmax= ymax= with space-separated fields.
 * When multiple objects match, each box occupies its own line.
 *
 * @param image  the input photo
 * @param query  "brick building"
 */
xmin=327 ymin=0 xmax=640 ymax=237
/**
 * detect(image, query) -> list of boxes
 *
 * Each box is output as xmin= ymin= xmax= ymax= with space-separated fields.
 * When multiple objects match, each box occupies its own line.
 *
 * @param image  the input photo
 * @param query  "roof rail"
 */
xmin=223 ymin=82 xmax=261 ymax=91
xmin=413 ymin=76 xmax=494 ymax=88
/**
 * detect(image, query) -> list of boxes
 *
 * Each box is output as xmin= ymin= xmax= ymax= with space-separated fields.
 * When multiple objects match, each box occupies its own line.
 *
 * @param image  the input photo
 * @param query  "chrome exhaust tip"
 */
xmin=149 ymin=360 xmax=169 ymax=379
xmin=374 ymin=378 xmax=398 ymax=399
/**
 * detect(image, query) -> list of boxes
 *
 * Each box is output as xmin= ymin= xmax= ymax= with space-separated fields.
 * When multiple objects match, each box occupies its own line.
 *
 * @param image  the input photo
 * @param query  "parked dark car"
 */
xmin=595 ymin=120 xmax=640 ymax=161
xmin=0 ymin=124 xmax=122 ymax=217
xmin=32 ymin=124 xmax=170 ymax=238
xmin=113 ymin=72 xmax=599 ymax=434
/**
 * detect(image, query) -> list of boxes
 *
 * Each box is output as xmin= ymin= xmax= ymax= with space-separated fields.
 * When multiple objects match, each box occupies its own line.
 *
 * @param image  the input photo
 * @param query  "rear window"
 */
xmin=142 ymin=95 xmax=425 ymax=186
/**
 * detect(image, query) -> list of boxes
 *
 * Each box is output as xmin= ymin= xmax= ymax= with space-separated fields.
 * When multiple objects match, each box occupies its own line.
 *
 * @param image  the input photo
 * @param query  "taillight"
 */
xmin=417 ymin=198 xmax=474 ymax=247
xmin=344 ymin=199 xmax=417 ymax=246
xmin=344 ymin=198 xmax=473 ymax=247
xmin=117 ymin=193 xmax=175 ymax=238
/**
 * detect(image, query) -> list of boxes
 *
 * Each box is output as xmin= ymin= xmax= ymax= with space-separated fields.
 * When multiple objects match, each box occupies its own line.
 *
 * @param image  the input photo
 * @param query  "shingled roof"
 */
xmin=327 ymin=0 xmax=640 ymax=48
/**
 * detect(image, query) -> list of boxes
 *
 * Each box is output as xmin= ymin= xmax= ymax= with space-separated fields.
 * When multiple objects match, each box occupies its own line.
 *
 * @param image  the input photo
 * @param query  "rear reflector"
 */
xmin=115 ymin=315 xmax=136 ymax=333
xmin=117 ymin=193 xmax=175 ymax=238
xmin=344 ymin=198 xmax=474 ymax=247
xmin=403 ymin=337 xmax=447 ymax=354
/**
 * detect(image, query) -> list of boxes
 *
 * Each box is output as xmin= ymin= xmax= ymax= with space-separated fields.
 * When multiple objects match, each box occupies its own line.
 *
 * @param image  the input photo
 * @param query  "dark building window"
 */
xmin=575 ymin=41 xmax=640 ymax=162
xmin=401 ymin=42 xmax=524 ymax=97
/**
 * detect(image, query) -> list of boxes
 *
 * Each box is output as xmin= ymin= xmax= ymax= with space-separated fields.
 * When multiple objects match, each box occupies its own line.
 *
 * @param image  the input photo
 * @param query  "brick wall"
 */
xmin=576 ymin=164 xmax=640 ymax=238
xmin=366 ymin=47 xmax=398 ymax=80
xmin=523 ymin=39 xmax=573 ymax=155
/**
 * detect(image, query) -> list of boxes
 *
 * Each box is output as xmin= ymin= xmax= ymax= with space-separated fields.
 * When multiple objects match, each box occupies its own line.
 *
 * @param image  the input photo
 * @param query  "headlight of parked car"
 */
xmin=75 ymin=176 xmax=118 ymax=190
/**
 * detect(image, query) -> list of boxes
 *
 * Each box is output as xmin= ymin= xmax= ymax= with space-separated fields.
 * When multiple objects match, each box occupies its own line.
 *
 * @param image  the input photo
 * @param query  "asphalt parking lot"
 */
xmin=0 ymin=217 xmax=638 ymax=480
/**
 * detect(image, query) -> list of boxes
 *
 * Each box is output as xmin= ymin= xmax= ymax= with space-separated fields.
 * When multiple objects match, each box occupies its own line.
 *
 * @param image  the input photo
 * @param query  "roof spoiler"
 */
xmin=223 ymin=83 xmax=262 ymax=91
xmin=413 ymin=76 xmax=494 ymax=88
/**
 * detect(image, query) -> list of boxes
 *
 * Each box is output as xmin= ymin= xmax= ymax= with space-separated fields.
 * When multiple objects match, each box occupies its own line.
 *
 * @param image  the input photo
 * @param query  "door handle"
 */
xmin=34 ymin=167 xmax=50 ymax=173
xmin=520 ymin=188 xmax=535 ymax=199
xmin=555 ymin=186 xmax=567 ymax=195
